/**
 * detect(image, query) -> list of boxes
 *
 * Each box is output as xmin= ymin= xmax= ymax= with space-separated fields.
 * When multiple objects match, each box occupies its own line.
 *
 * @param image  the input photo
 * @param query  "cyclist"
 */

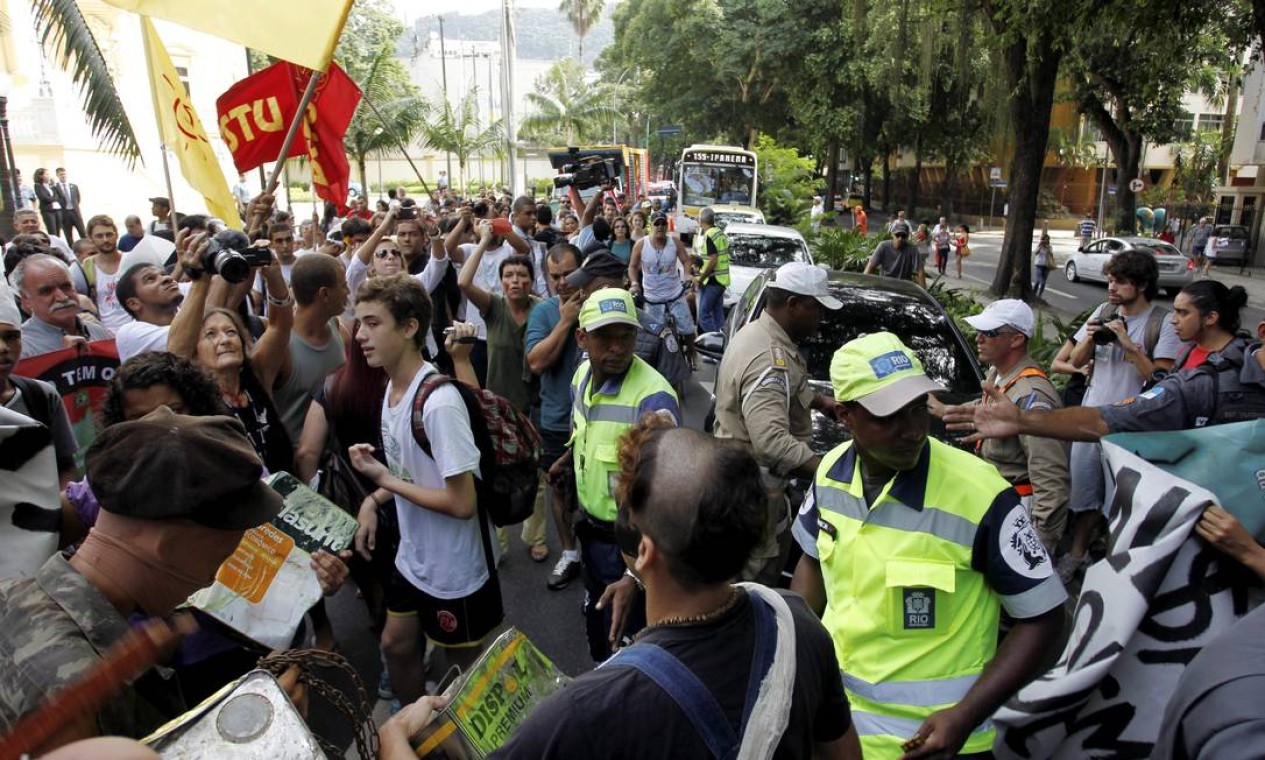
xmin=629 ymin=214 xmax=696 ymax=366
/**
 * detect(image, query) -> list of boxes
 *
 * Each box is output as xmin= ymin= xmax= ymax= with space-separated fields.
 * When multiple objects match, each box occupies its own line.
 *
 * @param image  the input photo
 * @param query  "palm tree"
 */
xmin=558 ymin=0 xmax=605 ymax=63
xmin=344 ymin=49 xmax=429 ymax=193
xmin=31 ymin=0 xmax=141 ymax=165
xmin=419 ymin=89 xmax=502 ymax=191
xmin=519 ymin=88 xmax=617 ymax=146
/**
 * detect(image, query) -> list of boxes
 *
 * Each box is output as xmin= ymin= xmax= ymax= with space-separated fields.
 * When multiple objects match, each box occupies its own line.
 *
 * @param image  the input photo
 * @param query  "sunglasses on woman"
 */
xmin=374 ymin=249 xmax=401 ymax=259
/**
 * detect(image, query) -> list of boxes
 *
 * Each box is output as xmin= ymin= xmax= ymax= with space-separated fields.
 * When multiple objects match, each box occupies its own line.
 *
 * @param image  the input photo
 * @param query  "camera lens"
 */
xmin=212 ymin=251 xmax=250 ymax=283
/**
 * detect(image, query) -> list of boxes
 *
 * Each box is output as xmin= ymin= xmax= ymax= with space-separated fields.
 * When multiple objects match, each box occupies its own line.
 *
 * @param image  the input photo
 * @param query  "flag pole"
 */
xmin=139 ymin=18 xmax=178 ymax=223
xmin=361 ymin=96 xmax=431 ymax=197
xmin=264 ymin=71 xmax=321 ymax=196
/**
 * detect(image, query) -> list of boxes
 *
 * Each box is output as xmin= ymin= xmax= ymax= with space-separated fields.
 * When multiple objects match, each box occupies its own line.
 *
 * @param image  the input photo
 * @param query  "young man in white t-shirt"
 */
xmin=348 ymin=274 xmax=502 ymax=705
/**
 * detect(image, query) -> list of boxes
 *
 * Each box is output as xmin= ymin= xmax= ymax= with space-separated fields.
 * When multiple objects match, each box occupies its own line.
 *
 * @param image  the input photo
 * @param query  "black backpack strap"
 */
xmin=10 ymin=376 xmax=54 ymax=429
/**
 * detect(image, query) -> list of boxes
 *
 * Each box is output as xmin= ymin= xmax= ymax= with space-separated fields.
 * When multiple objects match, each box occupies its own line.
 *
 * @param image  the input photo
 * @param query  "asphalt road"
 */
xmin=947 ymin=229 xmax=1265 ymax=330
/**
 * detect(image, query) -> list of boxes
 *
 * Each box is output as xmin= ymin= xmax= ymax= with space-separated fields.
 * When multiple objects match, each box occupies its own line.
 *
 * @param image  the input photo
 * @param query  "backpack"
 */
xmin=79 ymin=256 xmax=98 ymax=302
xmin=1185 ymin=337 xmax=1265 ymax=427
xmin=411 ymin=372 xmax=541 ymax=527
xmin=9 ymin=376 xmax=55 ymax=430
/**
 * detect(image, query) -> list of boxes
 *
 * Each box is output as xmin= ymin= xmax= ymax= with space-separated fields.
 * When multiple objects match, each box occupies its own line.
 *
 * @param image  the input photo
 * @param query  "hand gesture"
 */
xmin=559 ymin=290 xmax=584 ymax=325
xmin=348 ymin=443 xmax=391 ymax=486
xmin=900 ymin=706 xmax=975 ymax=760
xmin=942 ymin=383 xmax=1021 ymax=442
xmin=596 ymin=575 xmax=639 ymax=651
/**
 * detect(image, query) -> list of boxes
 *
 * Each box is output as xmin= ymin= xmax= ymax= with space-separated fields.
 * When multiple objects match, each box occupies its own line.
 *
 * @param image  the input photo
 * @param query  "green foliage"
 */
xmin=753 ymin=136 xmax=815 ymax=225
xmin=925 ymin=281 xmax=984 ymax=337
xmin=31 ymin=0 xmax=140 ymax=166
xmin=559 ymin=0 xmax=607 ymax=61
xmin=1171 ymin=130 xmax=1224 ymax=204
xmin=419 ymin=89 xmax=503 ymax=188
xmin=519 ymin=58 xmax=617 ymax=145
xmin=802 ymin=227 xmax=873 ymax=272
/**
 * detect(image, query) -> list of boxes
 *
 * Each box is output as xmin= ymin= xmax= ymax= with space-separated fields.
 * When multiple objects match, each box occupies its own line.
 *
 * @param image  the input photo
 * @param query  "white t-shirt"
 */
xmin=92 ymin=265 xmax=131 ymax=335
xmin=1074 ymin=303 xmax=1186 ymax=406
xmin=115 ymin=321 xmax=171 ymax=362
xmin=456 ymin=241 xmax=515 ymax=339
xmin=381 ymin=364 xmax=491 ymax=598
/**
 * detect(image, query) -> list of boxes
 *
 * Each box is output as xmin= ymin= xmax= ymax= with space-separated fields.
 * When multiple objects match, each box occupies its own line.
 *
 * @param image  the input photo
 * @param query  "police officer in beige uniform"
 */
xmin=962 ymin=299 xmax=1069 ymax=552
xmin=712 ymin=262 xmax=846 ymax=585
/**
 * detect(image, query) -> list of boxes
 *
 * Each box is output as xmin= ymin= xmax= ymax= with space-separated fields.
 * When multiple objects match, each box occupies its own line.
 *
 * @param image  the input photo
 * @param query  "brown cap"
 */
xmin=86 ymin=407 xmax=283 ymax=530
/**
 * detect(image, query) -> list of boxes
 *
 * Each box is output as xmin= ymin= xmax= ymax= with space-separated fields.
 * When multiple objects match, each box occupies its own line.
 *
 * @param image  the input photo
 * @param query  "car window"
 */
xmin=797 ymin=291 xmax=982 ymax=397
xmin=1214 ymin=226 xmax=1248 ymax=240
xmin=1149 ymin=242 xmax=1182 ymax=257
xmin=726 ymin=234 xmax=808 ymax=268
xmin=1106 ymin=240 xmax=1125 ymax=251
xmin=1083 ymin=241 xmax=1103 ymax=253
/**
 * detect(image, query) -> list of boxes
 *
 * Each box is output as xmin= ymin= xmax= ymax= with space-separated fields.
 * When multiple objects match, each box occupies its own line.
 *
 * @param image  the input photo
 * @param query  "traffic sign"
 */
xmin=1107 ymin=185 xmax=1117 ymax=196
xmin=656 ymin=125 xmax=683 ymax=137
xmin=1128 ymin=178 xmax=1144 ymax=193
xmin=990 ymin=179 xmax=1007 ymax=188
xmin=989 ymin=167 xmax=1002 ymax=182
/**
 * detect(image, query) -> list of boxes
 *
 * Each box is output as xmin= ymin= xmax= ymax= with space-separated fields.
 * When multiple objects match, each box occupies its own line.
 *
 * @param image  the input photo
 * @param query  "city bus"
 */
xmin=674 ymin=144 xmax=758 ymax=239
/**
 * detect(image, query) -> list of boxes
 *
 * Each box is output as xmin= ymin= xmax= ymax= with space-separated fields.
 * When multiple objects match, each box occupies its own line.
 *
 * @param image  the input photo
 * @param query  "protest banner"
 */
xmin=189 ymin=472 xmax=357 ymax=649
xmin=411 ymin=628 xmax=569 ymax=758
xmin=15 ymin=339 xmax=120 ymax=472
xmin=994 ymin=429 xmax=1262 ymax=758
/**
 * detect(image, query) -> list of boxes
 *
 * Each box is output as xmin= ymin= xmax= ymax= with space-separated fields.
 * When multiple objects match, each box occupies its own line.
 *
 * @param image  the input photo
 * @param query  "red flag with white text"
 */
xmin=216 ymin=61 xmax=361 ymax=213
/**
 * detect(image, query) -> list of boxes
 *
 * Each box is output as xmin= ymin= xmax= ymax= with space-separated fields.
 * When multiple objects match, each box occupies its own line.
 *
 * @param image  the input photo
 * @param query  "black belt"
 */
xmin=575 ymin=512 xmax=617 ymax=543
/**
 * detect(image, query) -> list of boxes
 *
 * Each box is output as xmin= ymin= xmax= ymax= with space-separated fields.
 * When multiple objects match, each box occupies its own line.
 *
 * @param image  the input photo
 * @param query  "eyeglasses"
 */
xmin=614 ymin=507 xmax=642 ymax=557
xmin=977 ymin=327 xmax=1014 ymax=338
xmin=374 ymin=249 xmax=401 ymax=259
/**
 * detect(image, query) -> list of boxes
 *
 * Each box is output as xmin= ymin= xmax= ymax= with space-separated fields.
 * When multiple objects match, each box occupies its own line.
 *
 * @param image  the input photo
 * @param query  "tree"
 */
xmin=519 ymin=58 xmax=616 ymax=145
xmin=419 ymin=89 xmax=503 ymax=190
xmin=31 ymin=0 xmax=140 ymax=164
xmin=559 ymin=0 xmax=606 ymax=63
xmin=1067 ymin=1 xmax=1248 ymax=235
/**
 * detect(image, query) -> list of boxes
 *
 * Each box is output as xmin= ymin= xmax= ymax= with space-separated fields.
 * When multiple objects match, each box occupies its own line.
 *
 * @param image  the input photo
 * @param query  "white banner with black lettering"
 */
xmin=993 ymin=439 xmax=1259 ymax=759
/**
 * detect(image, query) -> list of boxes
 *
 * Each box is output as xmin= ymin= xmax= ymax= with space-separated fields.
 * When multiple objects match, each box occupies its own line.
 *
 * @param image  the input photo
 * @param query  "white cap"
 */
xmin=0 ymin=276 xmax=22 ymax=327
xmin=965 ymin=299 xmax=1035 ymax=338
xmin=770 ymin=262 xmax=842 ymax=310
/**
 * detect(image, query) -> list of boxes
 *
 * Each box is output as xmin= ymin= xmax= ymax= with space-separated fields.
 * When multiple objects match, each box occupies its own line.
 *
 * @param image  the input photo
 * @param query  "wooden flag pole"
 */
xmin=361 ymin=96 xmax=431 ymax=197
xmin=264 ymin=71 xmax=322 ymax=196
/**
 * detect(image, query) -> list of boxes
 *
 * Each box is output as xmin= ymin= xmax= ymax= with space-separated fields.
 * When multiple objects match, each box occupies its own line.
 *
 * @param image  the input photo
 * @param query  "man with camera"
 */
xmin=1058 ymin=249 xmax=1182 ymax=581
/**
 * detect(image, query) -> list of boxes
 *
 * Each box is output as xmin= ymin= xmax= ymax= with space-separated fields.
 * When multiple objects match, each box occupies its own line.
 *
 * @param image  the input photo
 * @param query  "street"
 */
xmin=944 ymin=228 xmax=1265 ymax=330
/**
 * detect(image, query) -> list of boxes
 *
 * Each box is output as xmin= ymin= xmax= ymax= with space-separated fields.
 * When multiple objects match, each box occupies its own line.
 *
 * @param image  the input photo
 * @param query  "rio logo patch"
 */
xmin=599 ymin=299 xmax=628 ymax=314
xmin=870 ymin=351 xmax=913 ymax=379
xmin=903 ymin=588 xmax=935 ymax=629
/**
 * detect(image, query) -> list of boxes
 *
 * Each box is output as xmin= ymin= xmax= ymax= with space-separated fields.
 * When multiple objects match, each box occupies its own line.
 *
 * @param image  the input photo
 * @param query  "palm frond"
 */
xmin=31 ymin=0 xmax=141 ymax=166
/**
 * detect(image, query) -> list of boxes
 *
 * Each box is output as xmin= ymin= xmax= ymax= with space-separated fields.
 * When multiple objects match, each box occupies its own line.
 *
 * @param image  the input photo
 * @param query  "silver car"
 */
xmin=719 ymin=223 xmax=812 ymax=308
xmin=1064 ymin=236 xmax=1194 ymax=296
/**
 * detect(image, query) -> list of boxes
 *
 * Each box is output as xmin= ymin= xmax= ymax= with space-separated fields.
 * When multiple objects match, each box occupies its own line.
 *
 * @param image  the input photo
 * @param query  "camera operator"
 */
xmin=567 ymin=181 xmax=616 ymax=254
xmin=1059 ymin=248 xmax=1182 ymax=582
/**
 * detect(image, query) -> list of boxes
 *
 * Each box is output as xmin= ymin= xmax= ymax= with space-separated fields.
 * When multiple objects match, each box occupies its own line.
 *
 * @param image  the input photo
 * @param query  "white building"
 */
xmin=3 ymin=0 xmax=248 ymax=227
xmin=1219 ymin=60 xmax=1265 ymax=266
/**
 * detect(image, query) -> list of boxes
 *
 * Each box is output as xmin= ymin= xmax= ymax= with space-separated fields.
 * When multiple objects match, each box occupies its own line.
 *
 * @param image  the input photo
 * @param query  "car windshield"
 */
xmin=1215 ymin=227 xmax=1248 ymax=239
xmin=1135 ymin=243 xmax=1182 ymax=258
xmin=797 ymin=288 xmax=981 ymax=396
xmin=726 ymin=233 xmax=806 ymax=268
xmin=715 ymin=212 xmax=760 ymax=229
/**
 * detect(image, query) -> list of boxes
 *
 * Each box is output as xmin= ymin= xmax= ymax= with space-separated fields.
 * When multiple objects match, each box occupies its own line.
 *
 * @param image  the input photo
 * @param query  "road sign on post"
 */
xmin=656 ymin=125 xmax=683 ymax=137
xmin=1128 ymin=177 xmax=1144 ymax=193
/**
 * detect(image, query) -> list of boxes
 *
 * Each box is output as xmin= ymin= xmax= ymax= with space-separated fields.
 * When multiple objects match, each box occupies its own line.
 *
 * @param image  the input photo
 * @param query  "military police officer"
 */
xmin=694 ymin=207 xmax=731 ymax=333
xmin=713 ymin=262 xmax=846 ymax=585
xmin=963 ymin=299 xmax=1070 ymax=553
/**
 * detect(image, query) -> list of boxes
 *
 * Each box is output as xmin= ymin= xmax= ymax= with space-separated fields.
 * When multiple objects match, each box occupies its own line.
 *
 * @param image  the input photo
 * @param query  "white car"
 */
xmin=717 ymin=223 xmax=812 ymax=308
xmin=710 ymin=204 xmax=766 ymax=230
xmin=1064 ymin=236 xmax=1194 ymax=296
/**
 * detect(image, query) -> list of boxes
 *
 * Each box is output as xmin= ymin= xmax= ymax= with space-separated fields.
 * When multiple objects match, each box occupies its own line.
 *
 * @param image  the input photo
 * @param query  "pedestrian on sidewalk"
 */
xmin=954 ymin=224 xmax=971 ymax=279
xmin=1033 ymin=233 xmax=1056 ymax=300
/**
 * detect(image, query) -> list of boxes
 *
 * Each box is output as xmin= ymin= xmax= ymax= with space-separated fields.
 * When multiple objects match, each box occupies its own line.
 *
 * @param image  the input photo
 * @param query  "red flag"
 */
xmin=216 ymin=61 xmax=361 ymax=213
xmin=15 ymin=340 xmax=120 ymax=471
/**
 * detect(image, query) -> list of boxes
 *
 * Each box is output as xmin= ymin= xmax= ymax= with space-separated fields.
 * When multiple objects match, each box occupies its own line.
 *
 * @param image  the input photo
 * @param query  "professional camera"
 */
xmin=553 ymin=156 xmax=618 ymax=191
xmin=1089 ymin=317 xmax=1120 ymax=346
xmin=201 ymin=230 xmax=272 ymax=284
xmin=397 ymin=198 xmax=418 ymax=220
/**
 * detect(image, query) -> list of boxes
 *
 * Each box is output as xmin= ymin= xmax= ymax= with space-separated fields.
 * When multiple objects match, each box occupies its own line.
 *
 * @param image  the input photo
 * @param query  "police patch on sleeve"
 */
xmin=999 ymin=505 xmax=1052 ymax=579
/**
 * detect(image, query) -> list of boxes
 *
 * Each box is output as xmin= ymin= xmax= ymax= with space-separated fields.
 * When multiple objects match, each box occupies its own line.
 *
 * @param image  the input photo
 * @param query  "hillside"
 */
xmin=403 ymin=5 xmax=614 ymax=65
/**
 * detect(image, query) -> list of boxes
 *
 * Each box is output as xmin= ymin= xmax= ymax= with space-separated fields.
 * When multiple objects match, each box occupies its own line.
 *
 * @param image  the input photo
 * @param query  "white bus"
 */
xmin=674 ymin=144 xmax=758 ymax=239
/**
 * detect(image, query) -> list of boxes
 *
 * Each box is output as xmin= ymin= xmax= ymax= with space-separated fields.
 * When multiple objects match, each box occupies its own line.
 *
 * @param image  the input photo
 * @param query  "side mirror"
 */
xmin=695 ymin=331 xmax=726 ymax=363
xmin=1077 ymin=246 xmax=1085 ymax=253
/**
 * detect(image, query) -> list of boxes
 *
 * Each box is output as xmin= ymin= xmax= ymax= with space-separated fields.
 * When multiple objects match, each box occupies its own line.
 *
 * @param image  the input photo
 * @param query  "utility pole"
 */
xmin=502 ymin=0 xmax=518 ymax=195
xmin=439 ymin=16 xmax=453 ymax=184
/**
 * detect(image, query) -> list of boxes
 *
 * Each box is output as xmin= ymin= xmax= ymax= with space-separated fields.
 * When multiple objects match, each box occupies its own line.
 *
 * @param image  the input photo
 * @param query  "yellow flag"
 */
xmin=106 ymin=0 xmax=352 ymax=72
xmin=141 ymin=18 xmax=238 ymax=226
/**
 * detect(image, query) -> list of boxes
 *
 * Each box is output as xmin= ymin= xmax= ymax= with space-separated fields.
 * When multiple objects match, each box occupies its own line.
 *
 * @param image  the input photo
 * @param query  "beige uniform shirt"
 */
xmin=979 ymin=356 xmax=1070 ymax=549
xmin=712 ymin=312 xmax=816 ymax=476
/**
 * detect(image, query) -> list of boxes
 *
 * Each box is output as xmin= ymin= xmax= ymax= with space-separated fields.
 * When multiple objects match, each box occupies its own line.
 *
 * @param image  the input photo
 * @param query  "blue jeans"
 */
xmin=1033 ymin=266 xmax=1050 ymax=298
xmin=698 ymin=281 xmax=727 ymax=333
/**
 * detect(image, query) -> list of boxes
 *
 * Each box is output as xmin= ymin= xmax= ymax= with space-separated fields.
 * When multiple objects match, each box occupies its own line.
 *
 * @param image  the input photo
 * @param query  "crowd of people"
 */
xmin=1 ymin=172 xmax=1264 ymax=760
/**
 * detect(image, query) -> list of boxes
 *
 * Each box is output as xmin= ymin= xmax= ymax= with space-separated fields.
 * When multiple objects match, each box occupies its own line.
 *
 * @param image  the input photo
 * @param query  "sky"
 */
xmin=392 ymin=0 xmax=559 ymax=21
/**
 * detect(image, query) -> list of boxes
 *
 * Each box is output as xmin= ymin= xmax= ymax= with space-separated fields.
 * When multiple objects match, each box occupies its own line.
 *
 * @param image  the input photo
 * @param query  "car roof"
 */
xmin=724 ymin=223 xmax=803 ymax=240
xmin=710 ymin=204 xmax=762 ymax=214
xmin=754 ymin=268 xmax=941 ymax=305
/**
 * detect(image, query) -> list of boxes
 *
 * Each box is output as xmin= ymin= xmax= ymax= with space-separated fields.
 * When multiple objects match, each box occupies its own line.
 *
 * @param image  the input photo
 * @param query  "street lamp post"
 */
xmin=0 ymin=72 xmax=16 ymax=239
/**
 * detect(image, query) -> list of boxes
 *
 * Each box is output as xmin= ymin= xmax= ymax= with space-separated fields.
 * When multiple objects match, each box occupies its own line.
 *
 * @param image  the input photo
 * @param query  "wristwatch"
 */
xmin=623 ymin=568 xmax=644 ymax=591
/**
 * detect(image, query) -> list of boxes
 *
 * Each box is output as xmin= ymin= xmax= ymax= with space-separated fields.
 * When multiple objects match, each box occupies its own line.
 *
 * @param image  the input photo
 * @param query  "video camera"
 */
xmin=397 ymin=198 xmax=418 ymax=220
xmin=553 ymin=155 xmax=619 ymax=191
xmin=201 ymin=229 xmax=274 ymax=284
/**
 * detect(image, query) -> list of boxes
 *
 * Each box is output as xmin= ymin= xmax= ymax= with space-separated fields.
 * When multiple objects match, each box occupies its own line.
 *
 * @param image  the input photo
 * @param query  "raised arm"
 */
xmin=248 ymin=258 xmax=294 ymax=391
xmin=355 ymin=206 xmax=398 ymax=266
xmin=444 ymin=207 xmax=472 ymax=258
xmin=167 ymin=231 xmax=215 ymax=359
xmin=456 ymin=220 xmax=495 ymax=316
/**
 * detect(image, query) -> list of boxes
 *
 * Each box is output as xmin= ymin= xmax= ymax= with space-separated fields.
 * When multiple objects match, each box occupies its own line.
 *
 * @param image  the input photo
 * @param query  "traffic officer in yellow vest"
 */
xmin=790 ymin=332 xmax=1065 ymax=760
xmin=695 ymin=207 xmax=730 ymax=334
xmin=713 ymin=262 xmax=846 ymax=585
xmin=548 ymin=287 xmax=680 ymax=661
xmin=962 ymin=299 xmax=1069 ymax=554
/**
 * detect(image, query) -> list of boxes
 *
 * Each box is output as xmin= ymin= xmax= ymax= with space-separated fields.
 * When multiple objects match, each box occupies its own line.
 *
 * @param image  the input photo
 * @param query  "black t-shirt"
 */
xmin=491 ymin=590 xmax=851 ymax=759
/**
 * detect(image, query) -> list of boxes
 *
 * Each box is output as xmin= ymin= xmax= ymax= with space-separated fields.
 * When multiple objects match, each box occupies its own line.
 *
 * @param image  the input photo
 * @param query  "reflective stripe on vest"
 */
xmin=814 ymin=439 xmax=1006 ymax=758
xmin=571 ymin=357 xmax=678 ymax=522
xmin=699 ymin=226 xmax=731 ymax=286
